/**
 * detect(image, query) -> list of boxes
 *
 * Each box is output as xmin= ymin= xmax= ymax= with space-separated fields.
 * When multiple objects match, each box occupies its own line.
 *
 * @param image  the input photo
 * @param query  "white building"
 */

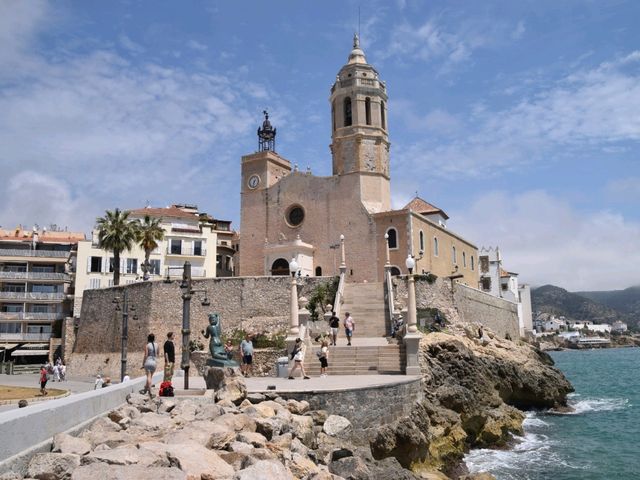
xmin=543 ymin=318 xmax=566 ymax=332
xmin=612 ymin=321 xmax=628 ymax=333
xmin=74 ymin=205 xmax=229 ymax=316
xmin=478 ymin=247 xmax=533 ymax=337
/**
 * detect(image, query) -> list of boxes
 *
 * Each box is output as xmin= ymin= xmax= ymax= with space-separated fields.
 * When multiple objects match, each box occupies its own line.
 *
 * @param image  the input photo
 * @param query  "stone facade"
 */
xmin=70 ymin=276 xmax=333 ymax=376
xmin=282 ymin=377 xmax=423 ymax=429
xmin=394 ymin=276 xmax=519 ymax=339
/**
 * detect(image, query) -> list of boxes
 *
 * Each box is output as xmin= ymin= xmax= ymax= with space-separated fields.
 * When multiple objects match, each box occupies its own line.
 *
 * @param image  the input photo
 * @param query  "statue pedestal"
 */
xmin=206 ymin=358 xmax=239 ymax=368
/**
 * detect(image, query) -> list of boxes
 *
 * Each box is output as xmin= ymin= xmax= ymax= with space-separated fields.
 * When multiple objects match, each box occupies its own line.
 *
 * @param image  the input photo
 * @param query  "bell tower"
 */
xmin=330 ymin=34 xmax=391 ymax=212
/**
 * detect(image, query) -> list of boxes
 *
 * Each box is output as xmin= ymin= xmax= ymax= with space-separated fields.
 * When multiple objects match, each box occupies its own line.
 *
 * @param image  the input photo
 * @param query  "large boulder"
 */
xmin=233 ymin=459 xmax=294 ymax=480
xmin=27 ymin=452 xmax=81 ymax=480
xmin=82 ymin=445 xmax=169 ymax=467
xmin=204 ymin=366 xmax=247 ymax=405
xmin=51 ymin=434 xmax=91 ymax=456
xmin=328 ymin=456 xmax=371 ymax=480
xmin=322 ymin=416 xmax=352 ymax=437
xmin=140 ymin=442 xmax=234 ymax=480
xmin=71 ymin=464 xmax=186 ymax=480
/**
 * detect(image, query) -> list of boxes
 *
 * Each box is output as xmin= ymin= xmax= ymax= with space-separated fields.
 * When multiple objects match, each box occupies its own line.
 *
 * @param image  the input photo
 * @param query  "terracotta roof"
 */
xmin=403 ymin=197 xmax=449 ymax=220
xmin=128 ymin=206 xmax=198 ymax=220
xmin=0 ymin=228 xmax=85 ymax=244
xmin=499 ymin=267 xmax=518 ymax=278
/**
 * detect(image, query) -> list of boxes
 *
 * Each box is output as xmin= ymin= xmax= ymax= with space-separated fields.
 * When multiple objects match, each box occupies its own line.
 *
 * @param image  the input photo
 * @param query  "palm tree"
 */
xmin=95 ymin=208 xmax=138 ymax=286
xmin=137 ymin=215 xmax=165 ymax=280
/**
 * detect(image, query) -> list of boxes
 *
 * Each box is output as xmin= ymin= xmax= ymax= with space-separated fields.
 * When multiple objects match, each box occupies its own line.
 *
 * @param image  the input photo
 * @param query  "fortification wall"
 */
xmin=71 ymin=276 xmax=332 ymax=376
xmin=394 ymin=277 xmax=519 ymax=339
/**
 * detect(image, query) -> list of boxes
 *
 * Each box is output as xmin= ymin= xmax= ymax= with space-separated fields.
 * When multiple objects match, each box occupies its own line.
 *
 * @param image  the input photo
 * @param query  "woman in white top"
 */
xmin=288 ymin=338 xmax=310 ymax=380
xmin=141 ymin=333 xmax=158 ymax=397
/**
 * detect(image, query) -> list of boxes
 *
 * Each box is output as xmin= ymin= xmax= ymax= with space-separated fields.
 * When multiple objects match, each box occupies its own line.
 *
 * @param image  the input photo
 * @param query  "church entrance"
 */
xmin=270 ymin=258 xmax=290 ymax=276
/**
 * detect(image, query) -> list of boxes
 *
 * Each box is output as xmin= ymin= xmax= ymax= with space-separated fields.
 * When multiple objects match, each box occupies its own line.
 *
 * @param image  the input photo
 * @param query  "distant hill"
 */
xmin=575 ymin=286 xmax=640 ymax=320
xmin=531 ymin=284 xmax=637 ymax=329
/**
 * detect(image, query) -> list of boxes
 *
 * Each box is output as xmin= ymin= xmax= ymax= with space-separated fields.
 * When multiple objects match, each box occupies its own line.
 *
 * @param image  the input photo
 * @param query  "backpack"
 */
xmin=159 ymin=381 xmax=174 ymax=397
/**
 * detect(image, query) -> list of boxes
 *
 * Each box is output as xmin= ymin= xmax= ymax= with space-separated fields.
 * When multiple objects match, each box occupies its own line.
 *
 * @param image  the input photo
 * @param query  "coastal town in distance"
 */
xmin=1 ymin=2 xmax=639 ymax=480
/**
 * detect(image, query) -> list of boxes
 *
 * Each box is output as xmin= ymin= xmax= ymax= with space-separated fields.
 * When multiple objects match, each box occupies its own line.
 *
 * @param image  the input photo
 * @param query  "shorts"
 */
xmin=243 ymin=354 xmax=253 ymax=365
xmin=320 ymin=357 xmax=328 ymax=368
xmin=163 ymin=362 xmax=174 ymax=381
xmin=40 ymin=381 xmax=47 ymax=389
xmin=345 ymin=328 xmax=353 ymax=337
xmin=331 ymin=327 xmax=339 ymax=335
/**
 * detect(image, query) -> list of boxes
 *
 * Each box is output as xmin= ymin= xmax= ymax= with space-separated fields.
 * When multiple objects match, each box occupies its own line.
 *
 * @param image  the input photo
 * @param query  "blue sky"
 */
xmin=0 ymin=0 xmax=639 ymax=291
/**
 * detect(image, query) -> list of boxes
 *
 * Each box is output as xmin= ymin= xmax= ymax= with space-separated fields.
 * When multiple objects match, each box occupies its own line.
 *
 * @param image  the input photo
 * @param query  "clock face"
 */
xmin=247 ymin=174 xmax=260 ymax=189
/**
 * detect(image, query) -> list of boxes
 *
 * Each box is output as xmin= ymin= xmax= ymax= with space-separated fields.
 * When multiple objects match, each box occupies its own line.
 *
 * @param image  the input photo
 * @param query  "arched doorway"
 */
xmin=315 ymin=266 xmax=322 ymax=276
xmin=271 ymin=258 xmax=290 ymax=276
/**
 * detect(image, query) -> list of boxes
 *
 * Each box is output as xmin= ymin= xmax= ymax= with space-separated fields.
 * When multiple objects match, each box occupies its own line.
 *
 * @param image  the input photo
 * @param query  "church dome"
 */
xmin=347 ymin=33 xmax=367 ymax=65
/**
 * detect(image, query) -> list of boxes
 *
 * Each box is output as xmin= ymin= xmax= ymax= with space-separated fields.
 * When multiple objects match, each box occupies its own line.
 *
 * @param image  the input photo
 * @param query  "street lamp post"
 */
xmin=339 ymin=234 xmax=346 ymax=274
xmin=113 ymin=290 xmax=137 ymax=382
xmin=384 ymin=233 xmax=391 ymax=267
xmin=405 ymin=255 xmax=418 ymax=333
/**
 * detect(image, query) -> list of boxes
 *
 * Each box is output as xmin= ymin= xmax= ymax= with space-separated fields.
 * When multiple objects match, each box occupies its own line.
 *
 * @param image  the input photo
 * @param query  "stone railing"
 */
xmin=166 ymin=247 xmax=206 ymax=257
xmin=0 ymin=333 xmax=52 ymax=341
xmin=0 ymin=292 xmax=66 ymax=301
xmin=0 ymin=249 xmax=68 ymax=258
xmin=0 ymin=272 xmax=70 ymax=281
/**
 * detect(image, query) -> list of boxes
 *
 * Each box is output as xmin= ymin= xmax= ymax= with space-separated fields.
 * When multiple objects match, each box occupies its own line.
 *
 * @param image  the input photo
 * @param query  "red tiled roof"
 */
xmin=500 ymin=267 xmax=518 ymax=277
xmin=128 ymin=206 xmax=197 ymax=220
xmin=0 ymin=228 xmax=85 ymax=244
xmin=403 ymin=197 xmax=449 ymax=220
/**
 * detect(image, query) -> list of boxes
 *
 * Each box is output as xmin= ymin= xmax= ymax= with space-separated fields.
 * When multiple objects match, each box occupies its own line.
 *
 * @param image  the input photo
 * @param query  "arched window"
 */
xmin=344 ymin=97 xmax=352 ymax=127
xmin=365 ymin=97 xmax=371 ymax=125
xmin=390 ymin=266 xmax=401 ymax=276
xmin=380 ymin=100 xmax=386 ymax=130
xmin=331 ymin=100 xmax=336 ymax=132
xmin=271 ymin=258 xmax=289 ymax=276
xmin=419 ymin=230 xmax=424 ymax=252
xmin=452 ymin=246 xmax=457 ymax=264
xmin=434 ymin=237 xmax=439 ymax=256
xmin=471 ymin=256 xmax=475 ymax=271
xmin=315 ymin=266 xmax=322 ymax=276
xmin=387 ymin=228 xmax=398 ymax=249
xmin=463 ymin=252 xmax=467 ymax=268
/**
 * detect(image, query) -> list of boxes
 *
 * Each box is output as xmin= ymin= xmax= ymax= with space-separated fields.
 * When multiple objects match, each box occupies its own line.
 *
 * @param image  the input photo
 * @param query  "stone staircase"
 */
xmin=339 ymin=282 xmax=389 ymax=338
xmin=304 ymin=344 xmax=405 ymax=376
xmin=302 ymin=281 xmax=406 ymax=376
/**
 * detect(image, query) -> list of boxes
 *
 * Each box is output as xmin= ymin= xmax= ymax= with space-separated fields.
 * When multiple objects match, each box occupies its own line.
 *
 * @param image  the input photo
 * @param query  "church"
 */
xmin=239 ymin=35 xmax=479 ymax=286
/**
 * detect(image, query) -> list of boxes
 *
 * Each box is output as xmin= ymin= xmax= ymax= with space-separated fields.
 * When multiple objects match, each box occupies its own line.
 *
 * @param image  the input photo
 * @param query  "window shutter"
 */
xmin=86 ymin=257 xmax=91 ymax=273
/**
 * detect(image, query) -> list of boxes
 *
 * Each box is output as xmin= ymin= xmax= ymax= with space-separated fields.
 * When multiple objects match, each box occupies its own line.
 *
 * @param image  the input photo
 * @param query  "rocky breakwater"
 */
xmin=371 ymin=327 xmax=574 ymax=478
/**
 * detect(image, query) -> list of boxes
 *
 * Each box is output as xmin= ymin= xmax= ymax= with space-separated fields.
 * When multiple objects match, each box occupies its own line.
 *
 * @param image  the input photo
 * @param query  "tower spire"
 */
xmin=257 ymin=110 xmax=276 ymax=152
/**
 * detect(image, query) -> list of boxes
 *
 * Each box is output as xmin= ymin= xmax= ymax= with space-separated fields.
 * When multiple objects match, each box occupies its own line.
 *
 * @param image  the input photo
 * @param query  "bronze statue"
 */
xmin=202 ymin=313 xmax=238 ymax=367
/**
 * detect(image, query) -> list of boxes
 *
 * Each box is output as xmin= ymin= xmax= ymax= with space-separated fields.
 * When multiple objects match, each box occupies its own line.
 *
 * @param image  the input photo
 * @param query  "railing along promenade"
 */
xmin=0 ymin=249 xmax=69 ymax=258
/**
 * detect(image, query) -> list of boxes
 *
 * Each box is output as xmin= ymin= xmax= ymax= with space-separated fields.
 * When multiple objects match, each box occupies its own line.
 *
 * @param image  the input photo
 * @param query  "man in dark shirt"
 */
xmin=163 ymin=332 xmax=175 ymax=382
xmin=328 ymin=311 xmax=340 ymax=346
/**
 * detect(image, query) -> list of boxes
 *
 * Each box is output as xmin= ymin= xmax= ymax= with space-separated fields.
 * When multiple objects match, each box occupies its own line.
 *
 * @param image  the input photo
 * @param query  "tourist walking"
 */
xmin=328 ymin=311 xmax=340 ymax=346
xmin=59 ymin=362 xmax=66 ymax=381
xmin=39 ymin=365 xmax=48 ymax=396
xmin=163 ymin=332 xmax=175 ymax=382
xmin=52 ymin=363 xmax=60 ymax=382
xmin=94 ymin=374 xmax=103 ymax=389
xmin=288 ymin=338 xmax=310 ymax=379
xmin=240 ymin=334 xmax=254 ymax=377
xmin=141 ymin=333 xmax=158 ymax=397
xmin=343 ymin=312 xmax=355 ymax=346
xmin=318 ymin=339 xmax=329 ymax=377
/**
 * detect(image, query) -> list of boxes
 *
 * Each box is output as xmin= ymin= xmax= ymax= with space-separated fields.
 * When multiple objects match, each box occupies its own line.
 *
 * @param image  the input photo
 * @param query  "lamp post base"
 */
xmin=403 ymin=331 xmax=422 ymax=376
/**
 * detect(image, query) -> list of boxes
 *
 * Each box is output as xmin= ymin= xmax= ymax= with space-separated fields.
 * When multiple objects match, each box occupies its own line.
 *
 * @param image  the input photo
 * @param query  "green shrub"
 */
xmin=307 ymin=277 xmax=339 ymax=321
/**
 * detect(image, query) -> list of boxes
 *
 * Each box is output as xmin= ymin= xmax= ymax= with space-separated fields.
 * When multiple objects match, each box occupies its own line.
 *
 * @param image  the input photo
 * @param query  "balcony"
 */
xmin=0 ymin=271 xmax=71 ymax=282
xmin=0 ymin=333 xmax=52 ymax=342
xmin=166 ymin=247 xmax=206 ymax=257
xmin=0 ymin=312 xmax=65 ymax=321
xmin=0 ymin=291 xmax=66 ymax=301
xmin=0 ymin=249 xmax=69 ymax=259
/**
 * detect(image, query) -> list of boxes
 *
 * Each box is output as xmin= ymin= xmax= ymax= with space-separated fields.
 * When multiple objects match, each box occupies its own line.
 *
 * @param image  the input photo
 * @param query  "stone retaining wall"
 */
xmin=394 ymin=277 xmax=519 ymax=339
xmin=280 ymin=377 xmax=423 ymax=429
xmin=70 ymin=276 xmax=332 ymax=376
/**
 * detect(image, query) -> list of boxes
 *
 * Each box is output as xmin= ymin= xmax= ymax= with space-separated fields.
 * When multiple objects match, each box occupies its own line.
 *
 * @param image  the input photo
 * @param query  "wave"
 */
xmin=556 ymin=396 xmax=630 ymax=415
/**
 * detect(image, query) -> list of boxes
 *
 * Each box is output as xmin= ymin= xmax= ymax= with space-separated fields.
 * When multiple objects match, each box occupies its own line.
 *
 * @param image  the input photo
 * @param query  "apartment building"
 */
xmin=74 ymin=205 xmax=235 ymax=315
xmin=0 ymin=226 xmax=85 ymax=361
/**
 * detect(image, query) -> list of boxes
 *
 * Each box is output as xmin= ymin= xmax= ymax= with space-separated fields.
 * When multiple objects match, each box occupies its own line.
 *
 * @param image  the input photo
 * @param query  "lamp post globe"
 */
xmin=405 ymin=255 xmax=416 ymax=274
xmin=289 ymin=258 xmax=299 ymax=277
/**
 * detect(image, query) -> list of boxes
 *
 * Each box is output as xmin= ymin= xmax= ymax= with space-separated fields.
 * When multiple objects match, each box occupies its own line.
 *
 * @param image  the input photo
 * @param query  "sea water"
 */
xmin=464 ymin=347 xmax=640 ymax=480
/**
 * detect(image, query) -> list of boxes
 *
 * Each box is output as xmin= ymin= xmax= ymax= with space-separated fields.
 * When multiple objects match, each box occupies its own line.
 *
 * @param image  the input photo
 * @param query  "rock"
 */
xmin=247 ymin=393 xmax=266 ymax=404
xmin=322 ymin=415 xmax=352 ymax=437
xmin=170 ymin=401 xmax=198 ymax=423
xmin=307 ymin=409 xmax=329 ymax=426
xmin=239 ymin=399 xmax=252 ymax=408
xmin=369 ymin=456 xmax=422 ymax=480
xmin=204 ymin=366 xmax=247 ymax=405
xmin=27 ymin=452 xmax=81 ymax=480
xmin=126 ymin=393 xmax=156 ymax=413
xmin=307 ymin=471 xmax=345 ymax=480
xmin=81 ymin=431 xmax=136 ymax=450
xmin=130 ymin=413 xmax=174 ymax=432
xmin=288 ymin=452 xmax=321 ymax=478
xmin=236 ymin=431 xmax=268 ymax=448
xmin=290 ymin=414 xmax=315 ymax=447
xmin=0 ymin=472 xmax=21 ymax=480
xmin=158 ymin=399 xmax=176 ymax=414
xmin=285 ymin=399 xmax=310 ymax=415
xmin=459 ymin=474 xmax=496 ymax=480
xmin=82 ymin=445 xmax=168 ymax=467
xmin=214 ymin=413 xmax=256 ymax=433
xmin=217 ymin=451 xmax=248 ymax=471
xmin=254 ymin=418 xmax=283 ymax=440
xmin=51 ymin=434 xmax=91 ymax=456
xmin=194 ymin=403 xmax=225 ymax=420
xmin=243 ymin=402 xmax=276 ymax=419
xmin=290 ymin=437 xmax=309 ymax=456
xmin=140 ymin=442 xmax=234 ymax=480
xmin=234 ymin=459 xmax=294 ymax=480
xmin=328 ymin=456 xmax=371 ymax=480
xmin=205 ymin=424 xmax=237 ymax=450
xmin=88 ymin=417 xmax=122 ymax=434
xmin=228 ymin=441 xmax=254 ymax=455
xmin=269 ymin=433 xmax=293 ymax=451
xmin=70 ymin=464 xmax=186 ymax=480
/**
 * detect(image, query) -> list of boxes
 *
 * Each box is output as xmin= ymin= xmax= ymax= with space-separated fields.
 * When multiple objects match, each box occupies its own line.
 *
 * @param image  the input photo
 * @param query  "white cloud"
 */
xmin=187 ymin=40 xmax=208 ymax=51
xmin=605 ymin=177 xmax=640 ymax=201
xmin=450 ymin=190 xmax=640 ymax=291
xmin=0 ymin=3 xmax=271 ymax=231
xmin=511 ymin=21 xmax=526 ymax=40
xmin=392 ymin=50 xmax=640 ymax=180
xmin=392 ymin=100 xmax=462 ymax=135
